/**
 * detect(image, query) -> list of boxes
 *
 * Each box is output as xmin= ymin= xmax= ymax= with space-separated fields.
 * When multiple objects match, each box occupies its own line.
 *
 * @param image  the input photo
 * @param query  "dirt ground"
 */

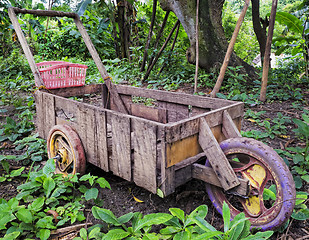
xmin=0 ymin=87 xmax=309 ymax=239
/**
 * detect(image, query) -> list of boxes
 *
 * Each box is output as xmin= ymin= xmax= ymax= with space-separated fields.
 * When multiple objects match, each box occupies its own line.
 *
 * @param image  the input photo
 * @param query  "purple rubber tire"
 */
xmin=206 ymin=137 xmax=296 ymax=231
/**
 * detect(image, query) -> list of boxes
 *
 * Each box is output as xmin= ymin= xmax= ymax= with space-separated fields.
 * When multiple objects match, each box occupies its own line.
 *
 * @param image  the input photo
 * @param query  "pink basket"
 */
xmin=36 ymin=61 xmax=88 ymax=89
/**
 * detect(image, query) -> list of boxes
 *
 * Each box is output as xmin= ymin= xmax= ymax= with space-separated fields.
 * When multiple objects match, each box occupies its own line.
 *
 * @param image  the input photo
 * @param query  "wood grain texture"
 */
xmin=222 ymin=110 xmax=242 ymax=138
xmin=131 ymin=104 xmax=167 ymax=123
xmin=34 ymin=91 xmax=44 ymax=138
xmin=110 ymin=113 xmax=131 ymax=181
xmin=95 ymin=110 xmax=109 ymax=171
xmin=165 ymin=103 xmax=243 ymax=143
xmin=192 ymin=164 xmax=249 ymax=196
xmin=158 ymin=126 xmax=175 ymax=196
xmin=77 ymin=105 xmax=96 ymax=165
xmin=166 ymin=135 xmax=202 ymax=167
xmin=43 ymin=93 xmax=56 ymax=138
xmin=199 ymin=118 xmax=239 ymax=191
xmin=50 ymin=84 xmax=103 ymax=98
xmin=115 ymin=84 xmax=236 ymax=109
xmin=132 ymin=119 xmax=157 ymax=193
xmin=8 ymin=8 xmax=44 ymax=86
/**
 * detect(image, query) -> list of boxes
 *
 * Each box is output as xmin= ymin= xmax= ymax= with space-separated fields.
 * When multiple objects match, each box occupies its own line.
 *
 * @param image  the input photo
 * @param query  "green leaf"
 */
xmin=43 ymin=177 xmax=56 ymax=198
xmin=191 ymin=216 xmax=218 ymax=232
xmin=0 ymin=214 xmax=16 ymax=230
xmin=1 ymin=231 xmax=21 ymax=240
xmin=301 ymin=175 xmax=309 ymax=183
xmin=118 ymin=212 xmax=134 ymax=224
xmin=216 ymin=93 xmax=227 ymax=99
xmin=92 ymin=207 xmax=120 ymax=225
xmin=156 ymin=188 xmax=164 ymax=198
xmin=160 ymin=226 xmax=182 ymax=235
xmin=134 ymin=213 xmax=172 ymax=232
xmin=88 ymin=227 xmax=101 ymax=239
xmin=189 ymin=205 xmax=208 ymax=219
xmin=263 ymin=188 xmax=276 ymax=201
xmin=194 ymin=231 xmax=223 ymax=240
xmin=275 ymin=12 xmax=304 ymax=35
xmin=173 ymin=231 xmax=190 ymax=240
xmin=16 ymin=208 xmax=33 ymax=224
xmin=37 ymin=229 xmax=50 ymax=240
xmin=96 ymin=177 xmax=111 ymax=189
xmin=243 ymin=230 xmax=273 ymax=239
xmin=10 ymin=167 xmax=25 ymax=177
xmin=169 ymin=208 xmax=185 ymax=223
xmin=43 ymin=159 xmax=55 ymax=176
xmin=229 ymin=213 xmax=248 ymax=240
xmin=80 ymin=228 xmax=87 ymax=239
xmin=222 ymin=202 xmax=230 ymax=233
xmin=291 ymin=209 xmax=309 ymax=220
xmin=85 ymin=188 xmax=99 ymax=201
xmin=102 ymin=229 xmax=130 ymax=240
xmin=29 ymin=197 xmax=45 ymax=212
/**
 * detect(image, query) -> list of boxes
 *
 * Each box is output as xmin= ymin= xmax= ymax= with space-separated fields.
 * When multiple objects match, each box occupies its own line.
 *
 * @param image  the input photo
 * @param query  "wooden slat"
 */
xmin=95 ymin=109 xmax=109 ymax=171
xmin=222 ymin=110 xmax=242 ymax=138
xmin=192 ymin=163 xmax=249 ymax=196
xmin=34 ymin=91 xmax=44 ymax=138
xmin=43 ymin=94 xmax=56 ymax=138
xmin=131 ymin=104 xmax=167 ymax=123
xmin=110 ymin=114 xmax=131 ymax=181
xmin=10 ymin=7 xmax=77 ymax=18
xmin=115 ymin=84 xmax=236 ymax=109
xmin=132 ymin=120 xmax=157 ymax=193
xmin=77 ymin=105 xmax=96 ymax=165
xmin=50 ymin=84 xmax=103 ymax=98
xmin=199 ymin=118 xmax=239 ymax=191
xmin=8 ymin=8 xmax=44 ymax=87
xmin=158 ymin=126 xmax=175 ymax=196
xmin=74 ymin=17 xmax=128 ymax=114
xmin=166 ymin=135 xmax=202 ymax=167
xmin=165 ymin=103 xmax=243 ymax=143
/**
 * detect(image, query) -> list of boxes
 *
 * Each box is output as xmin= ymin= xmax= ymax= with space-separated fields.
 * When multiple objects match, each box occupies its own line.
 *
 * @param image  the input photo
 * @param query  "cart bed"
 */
xmin=35 ymin=84 xmax=244 ymax=196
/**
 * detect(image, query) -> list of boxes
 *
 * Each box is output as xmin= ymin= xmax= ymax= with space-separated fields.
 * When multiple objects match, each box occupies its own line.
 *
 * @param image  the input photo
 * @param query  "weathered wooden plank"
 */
xmin=50 ymin=84 xmax=103 ymax=98
xmin=10 ymin=7 xmax=77 ymax=18
xmin=110 ymin=113 xmax=131 ymax=181
xmin=131 ymin=104 xmax=167 ymax=123
xmin=166 ymin=135 xmax=202 ymax=167
xmin=192 ymin=163 xmax=249 ymax=196
xmin=165 ymin=103 xmax=243 ymax=143
xmin=191 ymin=106 xmax=211 ymax=117
xmin=132 ymin=119 xmax=157 ymax=193
xmin=115 ymin=84 xmax=236 ymax=109
xmin=95 ymin=109 xmax=109 ymax=171
xmin=77 ymin=105 xmax=96 ymax=165
xmin=222 ymin=110 xmax=242 ymax=138
xmin=199 ymin=118 xmax=239 ymax=191
xmin=157 ymin=126 xmax=175 ymax=196
xmin=34 ymin=91 xmax=44 ymax=138
xmin=8 ymin=8 xmax=44 ymax=87
xmin=74 ymin=17 xmax=128 ymax=114
xmin=175 ymin=166 xmax=192 ymax=188
xmin=43 ymin=94 xmax=56 ymax=138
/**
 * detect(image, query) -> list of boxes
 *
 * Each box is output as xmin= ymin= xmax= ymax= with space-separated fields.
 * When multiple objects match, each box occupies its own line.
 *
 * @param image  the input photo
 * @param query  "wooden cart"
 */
xmin=9 ymin=7 xmax=296 ymax=231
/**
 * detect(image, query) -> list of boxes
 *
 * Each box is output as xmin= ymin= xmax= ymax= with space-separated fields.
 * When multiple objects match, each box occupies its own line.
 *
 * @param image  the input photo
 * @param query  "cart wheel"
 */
xmin=205 ymin=137 xmax=295 ymax=231
xmin=47 ymin=125 xmax=86 ymax=175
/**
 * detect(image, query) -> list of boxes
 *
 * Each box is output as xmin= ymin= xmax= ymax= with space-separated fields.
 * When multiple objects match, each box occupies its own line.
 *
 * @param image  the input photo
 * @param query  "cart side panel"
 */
xmin=163 ymin=103 xmax=244 ymax=189
xmin=109 ymin=113 xmax=131 ymax=181
xmin=132 ymin=119 xmax=157 ymax=194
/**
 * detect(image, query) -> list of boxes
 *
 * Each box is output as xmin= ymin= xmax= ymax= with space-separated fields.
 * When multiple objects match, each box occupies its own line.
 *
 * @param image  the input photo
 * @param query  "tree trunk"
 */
xmin=251 ymin=0 xmax=268 ymax=63
xmin=159 ymin=0 xmax=256 ymax=77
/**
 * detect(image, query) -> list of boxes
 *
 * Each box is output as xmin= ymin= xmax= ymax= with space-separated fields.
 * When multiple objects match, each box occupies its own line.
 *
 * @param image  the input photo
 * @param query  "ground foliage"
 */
xmin=0 ymin=0 xmax=309 ymax=239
